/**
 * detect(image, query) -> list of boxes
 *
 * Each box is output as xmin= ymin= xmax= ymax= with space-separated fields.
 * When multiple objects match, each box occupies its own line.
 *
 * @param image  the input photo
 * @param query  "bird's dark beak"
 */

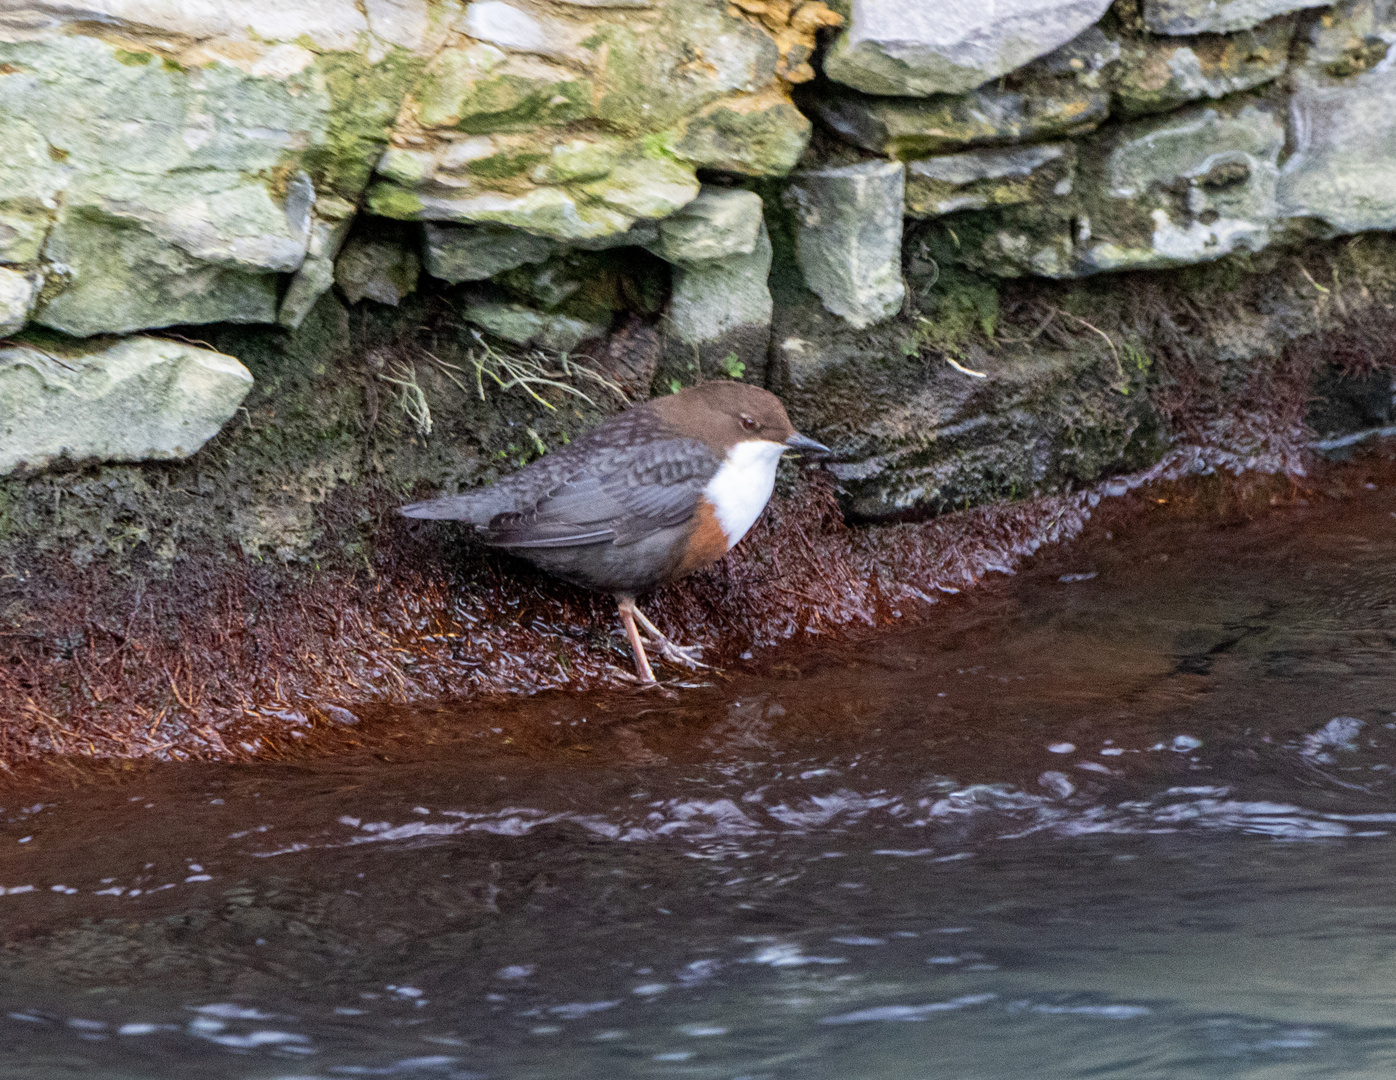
xmin=783 ymin=431 xmax=831 ymax=455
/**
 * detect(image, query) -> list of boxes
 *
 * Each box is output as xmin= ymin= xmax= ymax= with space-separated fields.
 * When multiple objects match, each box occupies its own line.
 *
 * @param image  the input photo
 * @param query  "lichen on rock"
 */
xmin=803 ymin=64 xmax=1110 ymax=159
xmin=1080 ymin=99 xmax=1285 ymax=273
xmin=366 ymin=0 xmax=815 ymax=243
xmin=904 ymin=143 xmax=1077 ymax=219
xmin=1277 ymin=0 xmax=1396 ymax=237
xmin=924 ymin=97 xmax=1286 ymax=279
xmin=1143 ymin=0 xmax=1329 ymax=35
xmin=1113 ymin=16 xmax=1297 ymax=116
xmin=0 ymin=13 xmax=421 ymax=337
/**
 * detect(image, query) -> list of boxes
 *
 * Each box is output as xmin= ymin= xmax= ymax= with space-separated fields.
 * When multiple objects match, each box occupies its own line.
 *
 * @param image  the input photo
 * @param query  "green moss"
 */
xmin=467 ymin=150 xmax=546 ymax=180
xmin=540 ymin=141 xmax=617 ymax=183
xmin=639 ymin=130 xmax=681 ymax=162
xmin=454 ymin=74 xmax=592 ymax=134
xmin=717 ymin=353 xmax=746 ymax=379
xmin=1171 ymin=251 xmax=1264 ymax=297
xmin=112 ymin=49 xmax=153 ymax=66
xmin=416 ymin=44 xmax=504 ymax=127
xmin=0 ymin=487 xmax=15 ymax=543
xmin=303 ymin=50 xmax=423 ymax=201
xmin=365 ymin=182 xmax=426 ymax=219
xmin=1122 ymin=342 xmax=1153 ymax=380
xmin=415 ymin=44 xmax=594 ymax=134
xmin=914 ymin=267 xmax=999 ymax=353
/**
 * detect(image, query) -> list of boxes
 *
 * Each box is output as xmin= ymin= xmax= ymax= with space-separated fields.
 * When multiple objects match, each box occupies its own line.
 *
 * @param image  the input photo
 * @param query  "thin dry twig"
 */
xmin=945 ymin=354 xmax=988 ymax=379
xmin=463 ymin=332 xmax=625 ymax=411
xmin=377 ymin=361 xmax=432 ymax=436
xmin=1051 ymin=306 xmax=1130 ymax=391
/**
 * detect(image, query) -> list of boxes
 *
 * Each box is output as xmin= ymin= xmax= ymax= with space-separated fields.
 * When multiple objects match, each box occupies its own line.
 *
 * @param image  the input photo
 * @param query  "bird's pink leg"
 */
xmin=616 ymin=596 xmax=656 ymax=685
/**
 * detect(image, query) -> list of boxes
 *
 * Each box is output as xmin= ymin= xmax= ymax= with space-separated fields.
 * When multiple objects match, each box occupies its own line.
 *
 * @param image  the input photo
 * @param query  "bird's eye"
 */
xmin=740 ymin=414 xmax=757 ymax=431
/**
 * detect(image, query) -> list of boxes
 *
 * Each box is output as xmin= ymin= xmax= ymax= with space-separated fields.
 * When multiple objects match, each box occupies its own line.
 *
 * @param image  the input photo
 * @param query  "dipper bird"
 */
xmin=399 ymin=381 xmax=829 ymax=684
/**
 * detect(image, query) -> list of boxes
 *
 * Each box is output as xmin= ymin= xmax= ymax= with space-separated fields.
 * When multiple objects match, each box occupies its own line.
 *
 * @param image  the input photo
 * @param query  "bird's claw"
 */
xmin=650 ymin=639 xmax=709 ymax=671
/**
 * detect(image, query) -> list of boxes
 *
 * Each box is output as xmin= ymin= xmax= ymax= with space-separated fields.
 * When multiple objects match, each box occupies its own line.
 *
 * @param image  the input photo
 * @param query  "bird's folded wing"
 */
xmin=480 ymin=439 xmax=718 ymax=549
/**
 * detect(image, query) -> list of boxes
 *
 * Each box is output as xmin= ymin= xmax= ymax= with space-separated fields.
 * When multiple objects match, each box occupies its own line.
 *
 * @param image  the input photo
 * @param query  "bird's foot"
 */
xmin=609 ymin=667 xmax=679 ymax=696
xmin=646 ymin=637 xmax=709 ymax=672
xmin=616 ymin=596 xmax=714 ymax=684
xmin=626 ymin=605 xmax=709 ymax=671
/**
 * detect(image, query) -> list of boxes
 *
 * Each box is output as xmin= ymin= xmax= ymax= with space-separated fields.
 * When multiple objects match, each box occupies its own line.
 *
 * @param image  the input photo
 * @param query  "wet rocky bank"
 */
xmin=0 ymin=436 xmax=1392 ymax=775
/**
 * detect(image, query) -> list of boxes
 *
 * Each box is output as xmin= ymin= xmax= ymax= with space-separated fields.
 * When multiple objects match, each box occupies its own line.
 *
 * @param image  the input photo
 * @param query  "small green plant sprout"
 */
xmin=1122 ymin=341 xmax=1152 ymax=375
xmin=718 ymin=352 xmax=746 ymax=380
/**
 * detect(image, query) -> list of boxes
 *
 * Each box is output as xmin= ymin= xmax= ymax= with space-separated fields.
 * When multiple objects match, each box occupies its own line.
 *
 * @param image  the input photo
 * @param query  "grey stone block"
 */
xmin=422 ymin=223 xmax=556 ymax=283
xmin=462 ymin=300 xmax=607 ymax=353
xmin=1277 ymin=0 xmax=1396 ymax=236
xmin=905 ymin=143 xmax=1076 ymax=218
xmin=0 ymin=268 xmax=38 ymax=337
xmin=663 ymin=223 xmax=774 ymax=384
xmin=335 ymin=235 xmax=421 ymax=307
xmin=0 ymin=336 xmax=253 ymax=476
xmin=1114 ymin=17 xmax=1296 ymax=116
xmin=824 ymin=0 xmax=1114 ymax=97
xmin=786 ymin=160 xmax=905 ymax=328
xmin=1080 ymin=102 xmax=1284 ymax=274
xmin=655 ymin=188 xmax=765 ymax=266
xmin=805 ymin=81 xmax=1109 ymax=159
xmin=1144 ymin=0 xmax=1327 ymax=34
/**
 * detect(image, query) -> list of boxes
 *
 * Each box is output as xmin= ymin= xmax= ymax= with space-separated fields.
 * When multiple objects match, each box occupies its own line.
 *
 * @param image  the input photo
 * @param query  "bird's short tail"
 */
xmin=398 ymin=494 xmax=489 ymax=521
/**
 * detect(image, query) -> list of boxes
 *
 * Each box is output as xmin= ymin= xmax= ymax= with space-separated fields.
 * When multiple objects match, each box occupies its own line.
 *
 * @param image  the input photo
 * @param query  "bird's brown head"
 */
xmin=647 ymin=381 xmax=829 ymax=457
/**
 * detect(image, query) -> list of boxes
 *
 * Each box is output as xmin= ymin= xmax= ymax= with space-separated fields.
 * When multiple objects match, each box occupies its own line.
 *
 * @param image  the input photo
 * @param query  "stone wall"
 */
xmin=3 ymin=0 xmax=1396 ymax=534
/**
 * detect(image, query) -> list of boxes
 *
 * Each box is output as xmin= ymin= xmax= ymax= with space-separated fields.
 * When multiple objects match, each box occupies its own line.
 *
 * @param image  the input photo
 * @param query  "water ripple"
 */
xmin=252 ymin=776 xmax=1392 ymax=862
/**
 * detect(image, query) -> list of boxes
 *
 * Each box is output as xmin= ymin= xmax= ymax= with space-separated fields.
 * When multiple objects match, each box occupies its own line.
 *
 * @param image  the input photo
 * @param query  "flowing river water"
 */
xmin=3 ymin=457 xmax=1396 ymax=1080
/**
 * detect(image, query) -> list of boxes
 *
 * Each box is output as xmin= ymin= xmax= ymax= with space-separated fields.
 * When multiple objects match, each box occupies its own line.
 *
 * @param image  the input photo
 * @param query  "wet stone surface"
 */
xmin=2 ymin=455 xmax=1396 ymax=1077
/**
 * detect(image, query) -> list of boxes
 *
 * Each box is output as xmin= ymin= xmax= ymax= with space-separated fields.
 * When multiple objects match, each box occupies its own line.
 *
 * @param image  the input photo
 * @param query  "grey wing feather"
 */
xmin=481 ymin=439 xmax=718 ymax=550
xmin=399 ymin=407 xmax=670 ymax=525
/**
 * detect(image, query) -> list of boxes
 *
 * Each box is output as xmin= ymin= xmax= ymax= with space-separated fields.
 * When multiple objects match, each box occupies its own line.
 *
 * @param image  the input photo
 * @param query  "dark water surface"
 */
xmin=4 ymin=470 xmax=1396 ymax=1079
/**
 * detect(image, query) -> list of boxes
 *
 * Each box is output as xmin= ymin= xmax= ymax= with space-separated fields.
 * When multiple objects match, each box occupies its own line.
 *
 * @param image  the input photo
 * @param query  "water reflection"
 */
xmin=3 ymin=466 xmax=1396 ymax=1078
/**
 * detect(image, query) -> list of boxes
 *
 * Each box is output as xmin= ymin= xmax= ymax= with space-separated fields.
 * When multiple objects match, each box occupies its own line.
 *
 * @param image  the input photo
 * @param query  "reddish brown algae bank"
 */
xmin=0 ymin=430 xmax=1390 ymax=776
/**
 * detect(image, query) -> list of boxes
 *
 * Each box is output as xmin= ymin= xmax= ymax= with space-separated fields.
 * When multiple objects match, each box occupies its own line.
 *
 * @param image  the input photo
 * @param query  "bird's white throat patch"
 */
xmin=704 ymin=439 xmax=786 ymax=548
